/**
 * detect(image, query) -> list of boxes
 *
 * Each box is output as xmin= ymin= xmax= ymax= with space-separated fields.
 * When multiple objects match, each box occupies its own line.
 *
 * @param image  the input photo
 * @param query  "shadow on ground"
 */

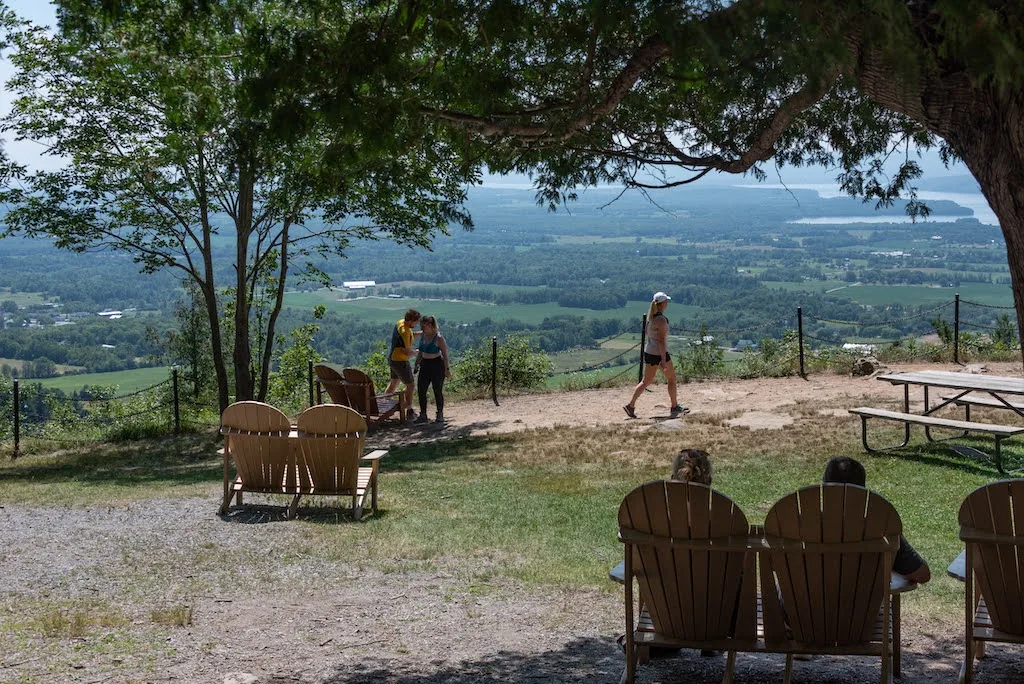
xmin=314 ymin=633 xmax=1024 ymax=683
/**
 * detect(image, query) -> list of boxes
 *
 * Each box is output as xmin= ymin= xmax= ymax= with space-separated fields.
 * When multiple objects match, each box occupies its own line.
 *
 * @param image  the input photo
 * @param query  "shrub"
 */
xmin=676 ymin=324 xmax=725 ymax=382
xmin=451 ymin=334 xmax=551 ymax=394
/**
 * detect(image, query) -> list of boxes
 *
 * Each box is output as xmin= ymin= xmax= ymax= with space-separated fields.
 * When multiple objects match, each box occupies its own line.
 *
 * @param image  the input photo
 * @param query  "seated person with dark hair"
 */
xmin=822 ymin=456 xmax=931 ymax=584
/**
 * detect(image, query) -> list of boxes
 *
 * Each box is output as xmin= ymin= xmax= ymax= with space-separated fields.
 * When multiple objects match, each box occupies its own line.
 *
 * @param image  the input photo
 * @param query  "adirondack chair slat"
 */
xmin=313 ymin=363 xmax=351 ymax=407
xmin=837 ymin=486 xmax=869 ymax=644
xmin=821 ymin=486 xmax=844 ymax=644
xmin=341 ymin=367 xmax=405 ymax=426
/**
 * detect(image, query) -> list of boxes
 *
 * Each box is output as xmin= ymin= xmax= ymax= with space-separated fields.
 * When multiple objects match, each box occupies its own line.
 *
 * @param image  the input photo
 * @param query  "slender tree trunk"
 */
xmin=200 ymin=278 xmax=230 ymax=413
xmin=233 ymin=174 xmax=255 ymax=401
xmin=257 ymin=222 xmax=290 ymax=401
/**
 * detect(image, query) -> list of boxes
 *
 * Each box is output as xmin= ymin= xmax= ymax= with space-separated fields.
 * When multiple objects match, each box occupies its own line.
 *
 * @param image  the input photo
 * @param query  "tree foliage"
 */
xmin=0 ymin=0 xmax=476 ymax=410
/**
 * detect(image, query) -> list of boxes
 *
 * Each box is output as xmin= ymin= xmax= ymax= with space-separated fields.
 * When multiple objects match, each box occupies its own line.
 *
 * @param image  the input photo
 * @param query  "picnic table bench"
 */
xmin=850 ymin=370 xmax=1024 ymax=474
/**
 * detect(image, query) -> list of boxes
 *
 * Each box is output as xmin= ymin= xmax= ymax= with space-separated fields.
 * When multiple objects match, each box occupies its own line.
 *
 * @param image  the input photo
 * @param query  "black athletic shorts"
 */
xmin=643 ymin=352 xmax=671 ymax=366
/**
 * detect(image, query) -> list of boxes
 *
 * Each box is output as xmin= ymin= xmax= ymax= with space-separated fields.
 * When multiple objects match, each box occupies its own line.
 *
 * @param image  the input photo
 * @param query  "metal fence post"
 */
xmin=172 ymin=368 xmax=180 ymax=434
xmin=954 ymin=293 xmax=960 ymax=364
xmin=12 ymin=378 xmax=19 ymax=459
xmin=638 ymin=314 xmax=647 ymax=383
xmin=307 ymin=360 xmax=315 ymax=408
xmin=797 ymin=306 xmax=806 ymax=380
xmin=491 ymin=336 xmax=499 ymax=406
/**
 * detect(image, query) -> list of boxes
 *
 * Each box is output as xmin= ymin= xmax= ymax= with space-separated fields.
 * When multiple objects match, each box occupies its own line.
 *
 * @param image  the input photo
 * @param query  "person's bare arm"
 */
xmin=439 ymin=335 xmax=452 ymax=378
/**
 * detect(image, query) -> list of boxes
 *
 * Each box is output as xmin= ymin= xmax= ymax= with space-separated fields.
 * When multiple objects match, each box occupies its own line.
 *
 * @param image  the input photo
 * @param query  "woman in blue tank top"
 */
xmin=414 ymin=316 xmax=451 ymax=424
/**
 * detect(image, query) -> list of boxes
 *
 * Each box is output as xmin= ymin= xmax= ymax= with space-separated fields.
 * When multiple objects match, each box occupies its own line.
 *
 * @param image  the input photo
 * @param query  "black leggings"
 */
xmin=417 ymin=357 xmax=445 ymax=414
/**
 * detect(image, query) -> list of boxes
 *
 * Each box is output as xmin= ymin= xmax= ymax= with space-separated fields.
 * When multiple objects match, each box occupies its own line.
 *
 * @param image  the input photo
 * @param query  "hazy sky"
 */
xmin=0 ymin=0 xmax=972 ymax=189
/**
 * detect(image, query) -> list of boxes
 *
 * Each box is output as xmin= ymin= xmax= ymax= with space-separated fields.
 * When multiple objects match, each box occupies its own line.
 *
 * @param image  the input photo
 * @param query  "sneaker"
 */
xmin=623 ymin=405 xmax=637 ymax=419
xmin=406 ymin=409 xmax=417 ymax=422
xmin=670 ymin=405 xmax=690 ymax=417
xmin=434 ymin=413 xmax=444 ymax=424
xmin=414 ymin=413 xmax=429 ymax=424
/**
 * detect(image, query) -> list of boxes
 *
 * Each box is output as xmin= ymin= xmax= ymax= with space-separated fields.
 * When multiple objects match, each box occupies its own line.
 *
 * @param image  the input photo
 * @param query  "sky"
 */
xmin=0 ymin=1 xmax=976 ymax=192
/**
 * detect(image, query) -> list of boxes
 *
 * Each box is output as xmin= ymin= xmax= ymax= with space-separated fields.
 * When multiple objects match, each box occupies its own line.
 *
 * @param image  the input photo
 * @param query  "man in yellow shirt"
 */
xmin=386 ymin=309 xmax=421 ymax=419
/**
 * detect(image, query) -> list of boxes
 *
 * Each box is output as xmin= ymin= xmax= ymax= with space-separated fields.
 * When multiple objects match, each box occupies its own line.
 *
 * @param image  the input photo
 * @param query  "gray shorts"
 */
xmin=389 ymin=359 xmax=414 ymax=385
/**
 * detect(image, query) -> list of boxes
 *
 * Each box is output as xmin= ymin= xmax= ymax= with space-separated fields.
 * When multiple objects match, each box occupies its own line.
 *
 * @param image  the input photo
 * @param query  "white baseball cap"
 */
xmin=652 ymin=291 xmax=671 ymax=303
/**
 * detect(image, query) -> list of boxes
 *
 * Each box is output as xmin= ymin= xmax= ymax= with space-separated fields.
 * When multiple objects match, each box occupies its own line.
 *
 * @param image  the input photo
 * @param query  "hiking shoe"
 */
xmin=670 ymin=405 xmax=690 ymax=417
xmin=407 ymin=410 xmax=417 ymax=422
xmin=414 ymin=413 xmax=429 ymax=424
xmin=623 ymin=405 xmax=637 ymax=419
xmin=434 ymin=413 xmax=444 ymax=424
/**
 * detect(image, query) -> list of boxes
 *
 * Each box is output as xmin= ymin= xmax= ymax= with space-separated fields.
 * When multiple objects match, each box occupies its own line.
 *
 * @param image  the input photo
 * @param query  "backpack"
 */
xmin=387 ymin=323 xmax=404 ymax=359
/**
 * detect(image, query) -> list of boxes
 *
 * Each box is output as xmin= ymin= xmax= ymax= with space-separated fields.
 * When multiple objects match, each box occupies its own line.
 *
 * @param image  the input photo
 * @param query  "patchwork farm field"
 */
xmin=285 ymin=290 xmax=704 ymax=326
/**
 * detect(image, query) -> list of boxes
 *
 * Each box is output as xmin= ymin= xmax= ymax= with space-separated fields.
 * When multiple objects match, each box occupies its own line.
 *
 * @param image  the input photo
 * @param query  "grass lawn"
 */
xmin=0 ymin=287 xmax=49 ymax=307
xmin=0 ymin=405 xmax=1012 ymax=621
xmin=26 ymin=366 xmax=173 ymax=394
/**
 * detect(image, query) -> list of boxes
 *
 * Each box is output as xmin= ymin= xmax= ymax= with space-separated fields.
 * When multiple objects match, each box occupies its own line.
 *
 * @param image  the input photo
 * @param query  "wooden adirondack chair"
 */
xmin=219 ymin=401 xmax=296 ymax=515
xmin=958 ymin=480 xmax=1024 ymax=684
xmin=341 ymin=367 xmax=407 ymax=425
xmin=294 ymin=404 xmax=386 ymax=521
xmin=761 ymin=484 xmax=902 ymax=684
xmin=313 ymin=363 xmax=351 ymax=407
xmin=618 ymin=480 xmax=758 ymax=684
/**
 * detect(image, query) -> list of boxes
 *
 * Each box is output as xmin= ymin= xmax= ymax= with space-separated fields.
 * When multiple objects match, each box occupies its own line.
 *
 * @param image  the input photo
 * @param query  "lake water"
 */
xmin=737 ymin=183 xmax=999 ymax=226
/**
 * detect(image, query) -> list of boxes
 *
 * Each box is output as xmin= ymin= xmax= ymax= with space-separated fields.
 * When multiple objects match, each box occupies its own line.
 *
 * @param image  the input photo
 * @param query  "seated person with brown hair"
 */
xmin=669 ymin=448 xmax=713 ymax=485
xmin=822 ymin=456 xmax=931 ymax=584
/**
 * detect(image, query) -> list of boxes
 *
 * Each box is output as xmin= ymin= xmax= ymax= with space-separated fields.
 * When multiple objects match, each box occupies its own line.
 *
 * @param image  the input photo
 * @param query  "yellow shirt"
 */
xmin=390 ymin=319 xmax=415 ymax=361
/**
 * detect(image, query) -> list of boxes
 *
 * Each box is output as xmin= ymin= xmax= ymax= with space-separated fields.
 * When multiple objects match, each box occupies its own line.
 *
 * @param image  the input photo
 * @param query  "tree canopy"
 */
xmin=0 ymin=0 xmax=476 ymax=409
xmin=411 ymin=0 xmax=1024 ymax=343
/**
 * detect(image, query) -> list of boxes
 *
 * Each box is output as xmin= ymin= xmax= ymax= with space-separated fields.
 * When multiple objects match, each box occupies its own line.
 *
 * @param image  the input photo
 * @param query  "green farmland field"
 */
xmin=27 ymin=366 xmax=173 ymax=394
xmin=286 ymin=290 xmax=703 ymax=326
xmin=835 ymin=283 xmax=1012 ymax=308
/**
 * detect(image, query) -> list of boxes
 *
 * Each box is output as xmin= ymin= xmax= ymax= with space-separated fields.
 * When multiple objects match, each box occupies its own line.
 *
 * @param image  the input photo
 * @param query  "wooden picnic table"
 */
xmin=850 ymin=370 xmax=1024 ymax=473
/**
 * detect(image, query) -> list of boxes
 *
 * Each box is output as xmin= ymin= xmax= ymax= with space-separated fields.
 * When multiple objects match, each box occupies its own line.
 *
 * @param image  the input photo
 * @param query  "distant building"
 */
xmin=101 ymin=344 xmax=116 ymax=349
xmin=736 ymin=339 xmax=757 ymax=351
xmin=342 ymin=280 xmax=376 ymax=290
xmin=387 ymin=293 xmax=403 ymax=299
xmin=842 ymin=343 xmax=877 ymax=354
xmin=97 ymin=310 xmax=123 ymax=317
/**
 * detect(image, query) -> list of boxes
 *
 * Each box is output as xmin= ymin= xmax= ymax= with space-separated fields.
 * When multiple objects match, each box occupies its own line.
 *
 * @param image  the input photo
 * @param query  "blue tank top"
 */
xmin=419 ymin=333 xmax=441 ymax=354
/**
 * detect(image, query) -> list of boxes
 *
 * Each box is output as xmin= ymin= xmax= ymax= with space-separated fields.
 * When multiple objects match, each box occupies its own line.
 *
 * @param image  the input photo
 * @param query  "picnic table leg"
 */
xmin=860 ymin=415 xmax=910 ymax=453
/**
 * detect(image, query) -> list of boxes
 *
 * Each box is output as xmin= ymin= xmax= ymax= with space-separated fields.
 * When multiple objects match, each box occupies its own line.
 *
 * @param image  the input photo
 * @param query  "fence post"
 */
xmin=172 ymin=368 xmax=180 ymax=434
xmin=12 ymin=378 xmax=19 ymax=459
xmin=954 ymin=292 xmax=960 ymax=364
xmin=307 ymin=360 xmax=315 ymax=408
xmin=315 ymin=380 xmax=323 ymax=405
xmin=638 ymin=314 xmax=647 ymax=383
xmin=797 ymin=306 xmax=806 ymax=380
xmin=491 ymin=336 xmax=499 ymax=407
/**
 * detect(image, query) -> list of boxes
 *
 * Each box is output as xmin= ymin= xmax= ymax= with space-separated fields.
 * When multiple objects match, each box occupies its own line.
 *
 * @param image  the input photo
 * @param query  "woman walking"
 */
xmin=414 ymin=316 xmax=452 ymax=424
xmin=624 ymin=292 xmax=689 ymax=419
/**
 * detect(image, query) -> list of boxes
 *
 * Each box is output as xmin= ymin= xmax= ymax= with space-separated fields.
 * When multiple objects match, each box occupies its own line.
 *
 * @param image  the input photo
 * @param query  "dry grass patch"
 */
xmin=150 ymin=603 xmax=195 ymax=627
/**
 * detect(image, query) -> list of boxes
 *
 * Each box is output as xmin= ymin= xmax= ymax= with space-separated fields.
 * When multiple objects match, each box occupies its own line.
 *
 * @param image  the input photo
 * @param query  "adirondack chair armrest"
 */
xmin=372 ymin=390 xmax=403 ymax=401
xmin=959 ymin=525 xmax=1024 ymax=545
xmin=362 ymin=449 xmax=388 ymax=461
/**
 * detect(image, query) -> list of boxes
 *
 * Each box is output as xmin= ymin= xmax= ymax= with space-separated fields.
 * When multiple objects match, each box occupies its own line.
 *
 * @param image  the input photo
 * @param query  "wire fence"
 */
xmin=4 ymin=293 xmax=1021 ymax=453
xmin=0 ymin=369 xmax=220 ymax=458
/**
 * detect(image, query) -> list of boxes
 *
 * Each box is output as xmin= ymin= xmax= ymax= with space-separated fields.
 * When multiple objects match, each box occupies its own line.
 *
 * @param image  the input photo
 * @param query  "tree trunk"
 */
xmin=233 ymin=174 xmax=255 ymax=401
xmin=200 ymin=279 xmax=230 ymax=413
xmin=257 ymin=222 xmax=290 ymax=402
xmin=942 ymin=89 xmax=1024 ymax=364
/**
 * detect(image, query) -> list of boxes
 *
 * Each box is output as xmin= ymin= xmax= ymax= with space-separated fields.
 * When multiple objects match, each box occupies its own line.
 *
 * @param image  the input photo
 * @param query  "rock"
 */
xmin=224 ymin=674 xmax=260 ymax=684
xmin=962 ymin=363 xmax=988 ymax=374
xmin=851 ymin=356 xmax=881 ymax=377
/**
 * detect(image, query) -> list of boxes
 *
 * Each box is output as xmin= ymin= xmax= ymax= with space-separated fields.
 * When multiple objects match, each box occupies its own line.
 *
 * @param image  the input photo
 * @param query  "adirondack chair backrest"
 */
xmin=618 ymin=480 xmax=755 ymax=642
xmin=294 ymin=404 xmax=368 ymax=494
xmin=342 ymin=368 xmax=380 ymax=417
xmin=220 ymin=401 xmax=295 ymax=491
xmin=762 ymin=484 xmax=901 ymax=646
xmin=313 ymin=364 xmax=351 ymax=407
xmin=959 ymin=480 xmax=1024 ymax=636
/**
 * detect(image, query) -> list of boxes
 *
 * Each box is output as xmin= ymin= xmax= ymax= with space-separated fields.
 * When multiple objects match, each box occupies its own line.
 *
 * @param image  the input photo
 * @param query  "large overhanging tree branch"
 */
xmin=0 ymin=0 xmax=476 ymax=410
xmin=416 ymin=0 xmax=1024 ymax=350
